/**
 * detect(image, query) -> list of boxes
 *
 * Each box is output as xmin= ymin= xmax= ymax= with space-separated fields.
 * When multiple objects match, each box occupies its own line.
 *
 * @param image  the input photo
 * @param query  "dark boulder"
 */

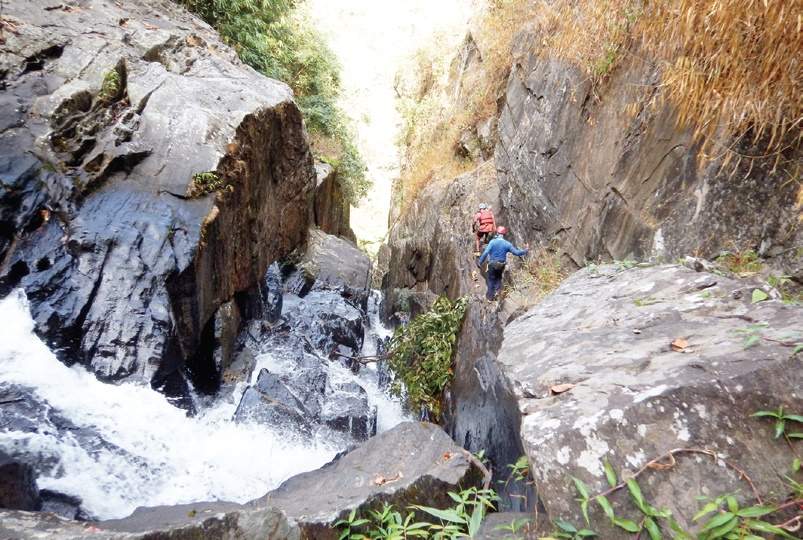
xmin=321 ymin=383 xmax=377 ymax=440
xmin=233 ymin=370 xmax=313 ymax=436
xmin=282 ymin=291 xmax=365 ymax=357
xmin=40 ymin=490 xmax=91 ymax=521
xmin=0 ymin=452 xmax=41 ymax=511
xmin=313 ymin=163 xmax=357 ymax=243
xmin=0 ymin=0 xmax=316 ymax=400
xmin=261 ymin=422 xmax=482 ymax=539
xmin=298 ymin=229 xmax=372 ymax=307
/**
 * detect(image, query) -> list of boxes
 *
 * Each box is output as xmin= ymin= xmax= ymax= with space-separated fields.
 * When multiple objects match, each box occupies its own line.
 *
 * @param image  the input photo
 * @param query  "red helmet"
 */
xmin=496 ymin=226 xmax=507 ymax=235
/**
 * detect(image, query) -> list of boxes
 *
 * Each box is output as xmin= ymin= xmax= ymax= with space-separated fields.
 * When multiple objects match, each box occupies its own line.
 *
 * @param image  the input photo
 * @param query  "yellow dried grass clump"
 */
xmin=398 ymin=0 xmax=801 ymax=211
xmin=530 ymin=0 xmax=802 ymax=160
xmin=396 ymin=0 xmax=533 ymax=210
xmin=643 ymin=0 xmax=802 ymax=162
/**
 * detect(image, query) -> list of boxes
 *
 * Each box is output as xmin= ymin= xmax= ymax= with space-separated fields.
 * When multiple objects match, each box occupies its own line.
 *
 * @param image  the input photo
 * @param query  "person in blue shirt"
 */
xmin=477 ymin=226 xmax=528 ymax=301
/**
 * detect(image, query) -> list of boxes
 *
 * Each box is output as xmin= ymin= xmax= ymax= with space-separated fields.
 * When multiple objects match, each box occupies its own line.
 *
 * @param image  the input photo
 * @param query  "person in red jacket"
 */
xmin=472 ymin=203 xmax=496 ymax=254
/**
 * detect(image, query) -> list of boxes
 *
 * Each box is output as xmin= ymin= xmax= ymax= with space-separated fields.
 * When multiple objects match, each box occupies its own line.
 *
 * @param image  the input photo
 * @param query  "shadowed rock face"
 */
xmin=498 ymin=264 xmax=802 ymax=536
xmin=314 ymin=163 xmax=356 ymax=243
xmin=0 ymin=0 xmax=315 ymax=396
xmin=496 ymin=48 xmax=801 ymax=269
xmin=261 ymin=422 xmax=481 ymax=540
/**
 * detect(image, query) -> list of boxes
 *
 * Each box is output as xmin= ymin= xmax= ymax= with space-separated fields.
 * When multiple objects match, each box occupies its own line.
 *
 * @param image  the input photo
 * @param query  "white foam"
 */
xmin=0 ymin=290 xmax=355 ymax=519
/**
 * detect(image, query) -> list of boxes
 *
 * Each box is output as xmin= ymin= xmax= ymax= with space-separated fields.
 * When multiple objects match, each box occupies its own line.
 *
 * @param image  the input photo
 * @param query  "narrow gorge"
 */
xmin=1 ymin=1 xmax=800 ymax=539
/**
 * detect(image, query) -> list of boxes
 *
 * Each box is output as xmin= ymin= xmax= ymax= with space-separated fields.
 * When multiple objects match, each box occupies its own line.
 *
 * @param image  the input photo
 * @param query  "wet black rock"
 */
xmin=321 ymin=383 xmax=377 ymax=440
xmin=233 ymin=369 xmax=313 ymax=435
xmin=0 ymin=452 xmax=40 ymax=511
xmin=40 ymin=490 xmax=91 ymax=521
xmin=282 ymin=291 xmax=365 ymax=357
xmin=0 ymin=0 xmax=315 ymax=401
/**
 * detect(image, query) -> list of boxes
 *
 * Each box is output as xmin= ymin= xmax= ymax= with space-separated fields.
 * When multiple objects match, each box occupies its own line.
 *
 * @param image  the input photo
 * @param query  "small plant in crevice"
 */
xmin=505 ymin=246 xmax=569 ymax=304
xmin=387 ymin=295 xmax=467 ymax=420
xmin=187 ymin=171 xmax=228 ymax=198
xmin=98 ymin=68 xmax=122 ymax=103
xmin=752 ymin=406 xmax=803 ymax=442
xmin=715 ymin=249 xmax=763 ymax=276
xmin=493 ymin=516 xmax=532 ymax=540
xmin=335 ymin=487 xmax=498 ymax=539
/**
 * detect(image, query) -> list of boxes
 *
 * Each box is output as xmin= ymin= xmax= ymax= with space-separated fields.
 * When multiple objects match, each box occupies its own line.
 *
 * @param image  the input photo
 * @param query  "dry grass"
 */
xmin=396 ymin=0 xmax=532 ymax=210
xmin=505 ymin=246 xmax=569 ymax=302
xmin=528 ymin=0 xmax=802 ymax=164
xmin=397 ymin=0 xmax=801 ymax=210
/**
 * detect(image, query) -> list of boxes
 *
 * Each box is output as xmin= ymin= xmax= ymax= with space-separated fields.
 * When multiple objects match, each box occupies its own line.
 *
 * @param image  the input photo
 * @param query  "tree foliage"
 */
xmin=388 ymin=296 xmax=468 ymax=419
xmin=176 ymin=0 xmax=368 ymax=204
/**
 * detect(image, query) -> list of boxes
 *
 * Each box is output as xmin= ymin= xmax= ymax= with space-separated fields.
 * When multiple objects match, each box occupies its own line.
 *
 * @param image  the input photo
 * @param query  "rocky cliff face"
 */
xmin=496 ymin=45 xmax=800 ymax=269
xmin=0 ymin=0 xmax=316 ymax=398
xmin=382 ymin=8 xmax=801 ymax=522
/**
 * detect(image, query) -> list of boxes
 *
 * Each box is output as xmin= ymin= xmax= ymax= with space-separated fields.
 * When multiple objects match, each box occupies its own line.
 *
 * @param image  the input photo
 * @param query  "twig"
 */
xmin=331 ymin=350 xmax=388 ymax=365
xmin=761 ymin=336 xmax=799 ymax=347
xmin=774 ymin=514 xmax=801 ymax=533
xmin=593 ymin=447 xmax=763 ymax=505
xmin=773 ymin=498 xmax=803 ymax=514
xmin=461 ymin=449 xmax=492 ymax=491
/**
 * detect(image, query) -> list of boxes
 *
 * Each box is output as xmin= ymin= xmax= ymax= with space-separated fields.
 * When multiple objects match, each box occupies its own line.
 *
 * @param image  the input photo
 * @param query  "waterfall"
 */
xmin=0 ymin=289 xmax=407 ymax=520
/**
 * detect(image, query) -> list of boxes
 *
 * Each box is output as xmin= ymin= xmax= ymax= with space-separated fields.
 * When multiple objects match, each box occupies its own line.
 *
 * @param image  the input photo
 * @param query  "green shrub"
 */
xmin=387 ymin=296 xmax=468 ymax=419
xmin=176 ymin=0 xmax=368 ymax=205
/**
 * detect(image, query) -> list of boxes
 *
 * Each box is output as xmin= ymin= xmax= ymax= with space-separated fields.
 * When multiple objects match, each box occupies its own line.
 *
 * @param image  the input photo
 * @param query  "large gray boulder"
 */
xmin=0 ymin=501 xmax=299 ymax=539
xmin=261 ymin=422 xmax=481 ymax=539
xmin=498 ymin=264 xmax=802 ymax=536
xmin=0 ymin=0 xmax=315 ymax=397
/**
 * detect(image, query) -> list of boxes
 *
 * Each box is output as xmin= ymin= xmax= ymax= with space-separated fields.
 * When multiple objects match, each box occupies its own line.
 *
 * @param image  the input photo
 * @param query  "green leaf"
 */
xmin=412 ymin=506 xmax=466 ymax=524
xmin=580 ymin=499 xmax=590 ymax=525
xmin=693 ymin=501 xmax=720 ymax=522
xmin=736 ymin=506 xmax=774 ymax=518
xmin=751 ymin=289 xmax=768 ymax=303
xmin=595 ymin=495 xmax=615 ymax=522
xmin=794 ymin=343 xmax=803 ymax=354
xmin=774 ymin=418 xmax=786 ymax=438
xmin=626 ymin=479 xmax=646 ymax=512
xmin=572 ymin=477 xmax=590 ymax=499
xmin=613 ymin=518 xmax=640 ymax=533
xmin=577 ymin=529 xmax=597 ymax=537
xmin=751 ymin=410 xmax=779 ymax=418
xmin=468 ymin=505 xmax=484 ymax=536
xmin=555 ymin=520 xmax=577 ymax=533
xmin=784 ymin=414 xmax=803 ymax=423
xmin=644 ymin=517 xmax=662 ymax=540
xmin=725 ymin=496 xmax=738 ymax=513
xmin=746 ymin=519 xmax=796 ymax=538
xmin=707 ymin=515 xmax=737 ymax=538
xmin=603 ymin=460 xmax=617 ymax=488
xmin=793 ymin=458 xmax=801 ymax=471
xmin=700 ymin=512 xmax=735 ymax=533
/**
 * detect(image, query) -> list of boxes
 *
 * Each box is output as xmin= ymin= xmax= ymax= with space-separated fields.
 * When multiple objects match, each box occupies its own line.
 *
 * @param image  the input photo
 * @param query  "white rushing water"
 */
xmin=0 ymin=289 xmax=407 ymax=520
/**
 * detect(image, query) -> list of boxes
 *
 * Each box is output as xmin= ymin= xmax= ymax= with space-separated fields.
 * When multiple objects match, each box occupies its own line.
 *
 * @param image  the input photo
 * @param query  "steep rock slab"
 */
xmin=496 ymin=47 xmax=800 ymax=269
xmin=498 ymin=264 xmax=802 ymax=535
xmin=314 ymin=163 xmax=356 ymax=243
xmin=0 ymin=0 xmax=315 ymax=393
xmin=261 ymin=422 xmax=481 ymax=539
xmin=383 ymin=161 xmax=499 ymax=321
xmin=0 ymin=501 xmax=299 ymax=539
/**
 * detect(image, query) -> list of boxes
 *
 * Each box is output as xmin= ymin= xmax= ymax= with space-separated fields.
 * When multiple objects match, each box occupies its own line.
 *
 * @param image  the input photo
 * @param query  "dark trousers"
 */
xmin=485 ymin=261 xmax=505 ymax=300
